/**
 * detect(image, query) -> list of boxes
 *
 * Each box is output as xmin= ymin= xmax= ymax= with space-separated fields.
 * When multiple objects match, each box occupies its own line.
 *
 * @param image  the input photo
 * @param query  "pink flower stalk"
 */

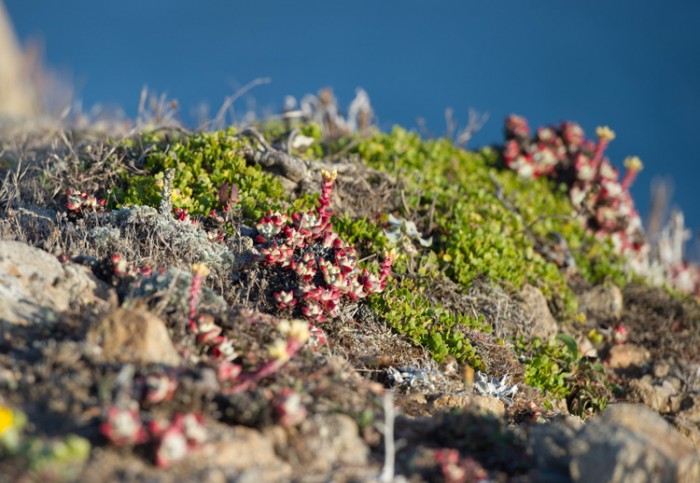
xmin=101 ymin=404 xmax=149 ymax=446
xmin=591 ymin=126 xmax=615 ymax=174
xmin=222 ymin=320 xmax=309 ymax=394
xmin=188 ymin=263 xmax=210 ymax=330
xmin=620 ymin=156 xmax=643 ymax=192
xmin=317 ymin=169 xmax=338 ymax=225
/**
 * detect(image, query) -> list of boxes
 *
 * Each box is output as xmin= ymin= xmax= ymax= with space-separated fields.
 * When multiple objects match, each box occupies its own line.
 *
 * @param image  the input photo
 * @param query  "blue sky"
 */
xmin=6 ymin=0 xmax=700 ymax=254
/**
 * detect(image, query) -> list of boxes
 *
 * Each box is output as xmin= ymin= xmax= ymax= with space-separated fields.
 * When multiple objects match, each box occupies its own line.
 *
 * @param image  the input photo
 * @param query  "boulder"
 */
xmin=607 ymin=344 xmax=650 ymax=370
xmin=530 ymin=403 xmax=700 ymax=483
xmin=280 ymin=414 xmax=368 ymax=475
xmin=518 ymin=284 xmax=559 ymax=340
xmin=579 ymin=285 xmax=623 ymax=322
xmin=86 ymin=308 xmax=181 ymax=366
xmin=0 ymin=240 xmax=115 ymax=325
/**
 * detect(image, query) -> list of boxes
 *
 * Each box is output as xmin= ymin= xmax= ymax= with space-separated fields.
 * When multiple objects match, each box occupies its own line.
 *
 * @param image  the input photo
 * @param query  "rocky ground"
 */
xmin=0 ymin=118 xmax=699 ymax=482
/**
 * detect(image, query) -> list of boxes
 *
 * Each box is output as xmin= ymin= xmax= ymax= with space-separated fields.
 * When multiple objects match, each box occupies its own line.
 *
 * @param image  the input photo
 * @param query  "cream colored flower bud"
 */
xmin=321 ymin=169 xmax=338 ymax=182
xmin=595 ymin=126 xmax=616 ymax=141
xmin=191 ymin=263 xmax=210 ymax=278
xmin=623 ymin=156 xmax=643 ymax=172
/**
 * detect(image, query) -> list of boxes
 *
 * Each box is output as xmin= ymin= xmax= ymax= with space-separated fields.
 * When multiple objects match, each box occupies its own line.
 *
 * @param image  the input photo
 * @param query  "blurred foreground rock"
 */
xmin=530 ymin=403 xmax=700 ymax=483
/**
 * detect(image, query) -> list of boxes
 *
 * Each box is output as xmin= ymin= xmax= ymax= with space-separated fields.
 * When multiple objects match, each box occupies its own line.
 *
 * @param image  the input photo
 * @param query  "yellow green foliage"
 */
xmin=113 ymin=129 xmax=286 ymax=220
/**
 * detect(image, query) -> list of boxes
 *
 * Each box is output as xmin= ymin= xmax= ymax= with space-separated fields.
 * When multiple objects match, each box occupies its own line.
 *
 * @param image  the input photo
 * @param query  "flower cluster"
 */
xmin=503 ymin=115 xmax=646 ymax=258
xmin=65 ymin=189 xmax=106 ymax=217
xmin=255 ymin=169 xmax=394 ymax=323
xmin=150 ymin=413 xmax=207 ymax=468
xmin=434 ymin=448 xmax=489 ymax=483
xmin=503 ymin=115 xmax=700 ymax=298
xmin=100 ymin=404 xmax=207 ymax=468
xmin=217 ymin=318 xmax=310 ymax=395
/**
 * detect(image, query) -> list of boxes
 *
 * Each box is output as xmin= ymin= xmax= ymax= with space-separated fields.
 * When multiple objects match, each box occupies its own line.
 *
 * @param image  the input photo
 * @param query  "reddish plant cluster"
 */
xmin=186 ymin=268 xmax=310 ymax=397
xmin=255 ymin=169 xmax=394 ymax=323
xmin=502 ymin=115 xmax=646 ymax=257
xmin=434 ymin=448 xmax=489 ymax=483
xmin=171 ymin=206 xmax=228 ymax=243
xmin=101 ymin=403 xmax=207 ymax=468
xmin=65 ymin=188 xmax=106 ymax=217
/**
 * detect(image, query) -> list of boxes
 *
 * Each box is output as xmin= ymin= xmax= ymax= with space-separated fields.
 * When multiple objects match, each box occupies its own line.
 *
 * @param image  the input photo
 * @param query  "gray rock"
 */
xmin=518 ymin=284 xmax=559 ymax=340
xmin=579 ymin=284 xmax=623 ymax=322
xmin=193 ymin=425 xmax=291 ymax=480
xmin=86 ymin=307 xmax=181 ymax=366
xmin=0 ymin=240 xmax=115 ymax=325
xmin=531 ymin=403 xmax=700 ymax=483
xmin=431 ymin=392 xmax=506 ymax=417
xmin=627 ymin=377 xmax=679 ymax=413
xmin=281 ymin=413 xmax=369 ymax=475
xmin=678 ymin=393 xmax=700 ymax=424
xmin=607 ymin=344 xmax=650 ymax=370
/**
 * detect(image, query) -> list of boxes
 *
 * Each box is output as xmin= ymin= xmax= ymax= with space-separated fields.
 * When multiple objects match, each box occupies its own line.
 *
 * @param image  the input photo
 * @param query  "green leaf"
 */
xmin=556 ymin=333 xmax=579 ymax=360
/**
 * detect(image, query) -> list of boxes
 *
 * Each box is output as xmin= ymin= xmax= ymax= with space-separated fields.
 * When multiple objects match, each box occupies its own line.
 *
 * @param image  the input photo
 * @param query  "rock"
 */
xmin=193 ymin=425 xmax=290 ymax=479
xmin=607 ymin=344 xmax=650 ymax=370
xmin=579 ymin=284 xmax=623 ymax=322
xmin=672 ymin=416 xmax=700 ymax=453
xmin=431 ymin=392 xmax=505 ymax=417
xmin=0 ymin=240 xmax=115 ymax=325
xmin=529 ymin=415 xmax=584 ymax=481
xmin=530 ymin=404 xmax=700 ymax=483
xmin=518 ymin=284 xmax=559 ymax=340
xmin=86 ymin=308 xmax=181 ymax=366
xmin=627 ymin=377 xmax=678 ymax=413
xmin=569 ymin=404 xmax=700 ymax=482
xmin=654 ymin=360 xmax=672 ymax=379
xmin=678 ymin=394 xmax=700 ymax=424
xmin=282 ymin=414 xmax=368 ymax=475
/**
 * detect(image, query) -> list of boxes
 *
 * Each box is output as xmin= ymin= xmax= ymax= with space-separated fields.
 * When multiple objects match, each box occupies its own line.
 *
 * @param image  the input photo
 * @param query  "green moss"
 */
xmin=112 ymin=129 xmax=286 ymax=221
xmin=370 ymin=277 xmax=489 ymax=368
xmin=516 ymin=335 xmax=612 ymax=416
xmin=354 ymin=128 xmax=577 ymax=313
